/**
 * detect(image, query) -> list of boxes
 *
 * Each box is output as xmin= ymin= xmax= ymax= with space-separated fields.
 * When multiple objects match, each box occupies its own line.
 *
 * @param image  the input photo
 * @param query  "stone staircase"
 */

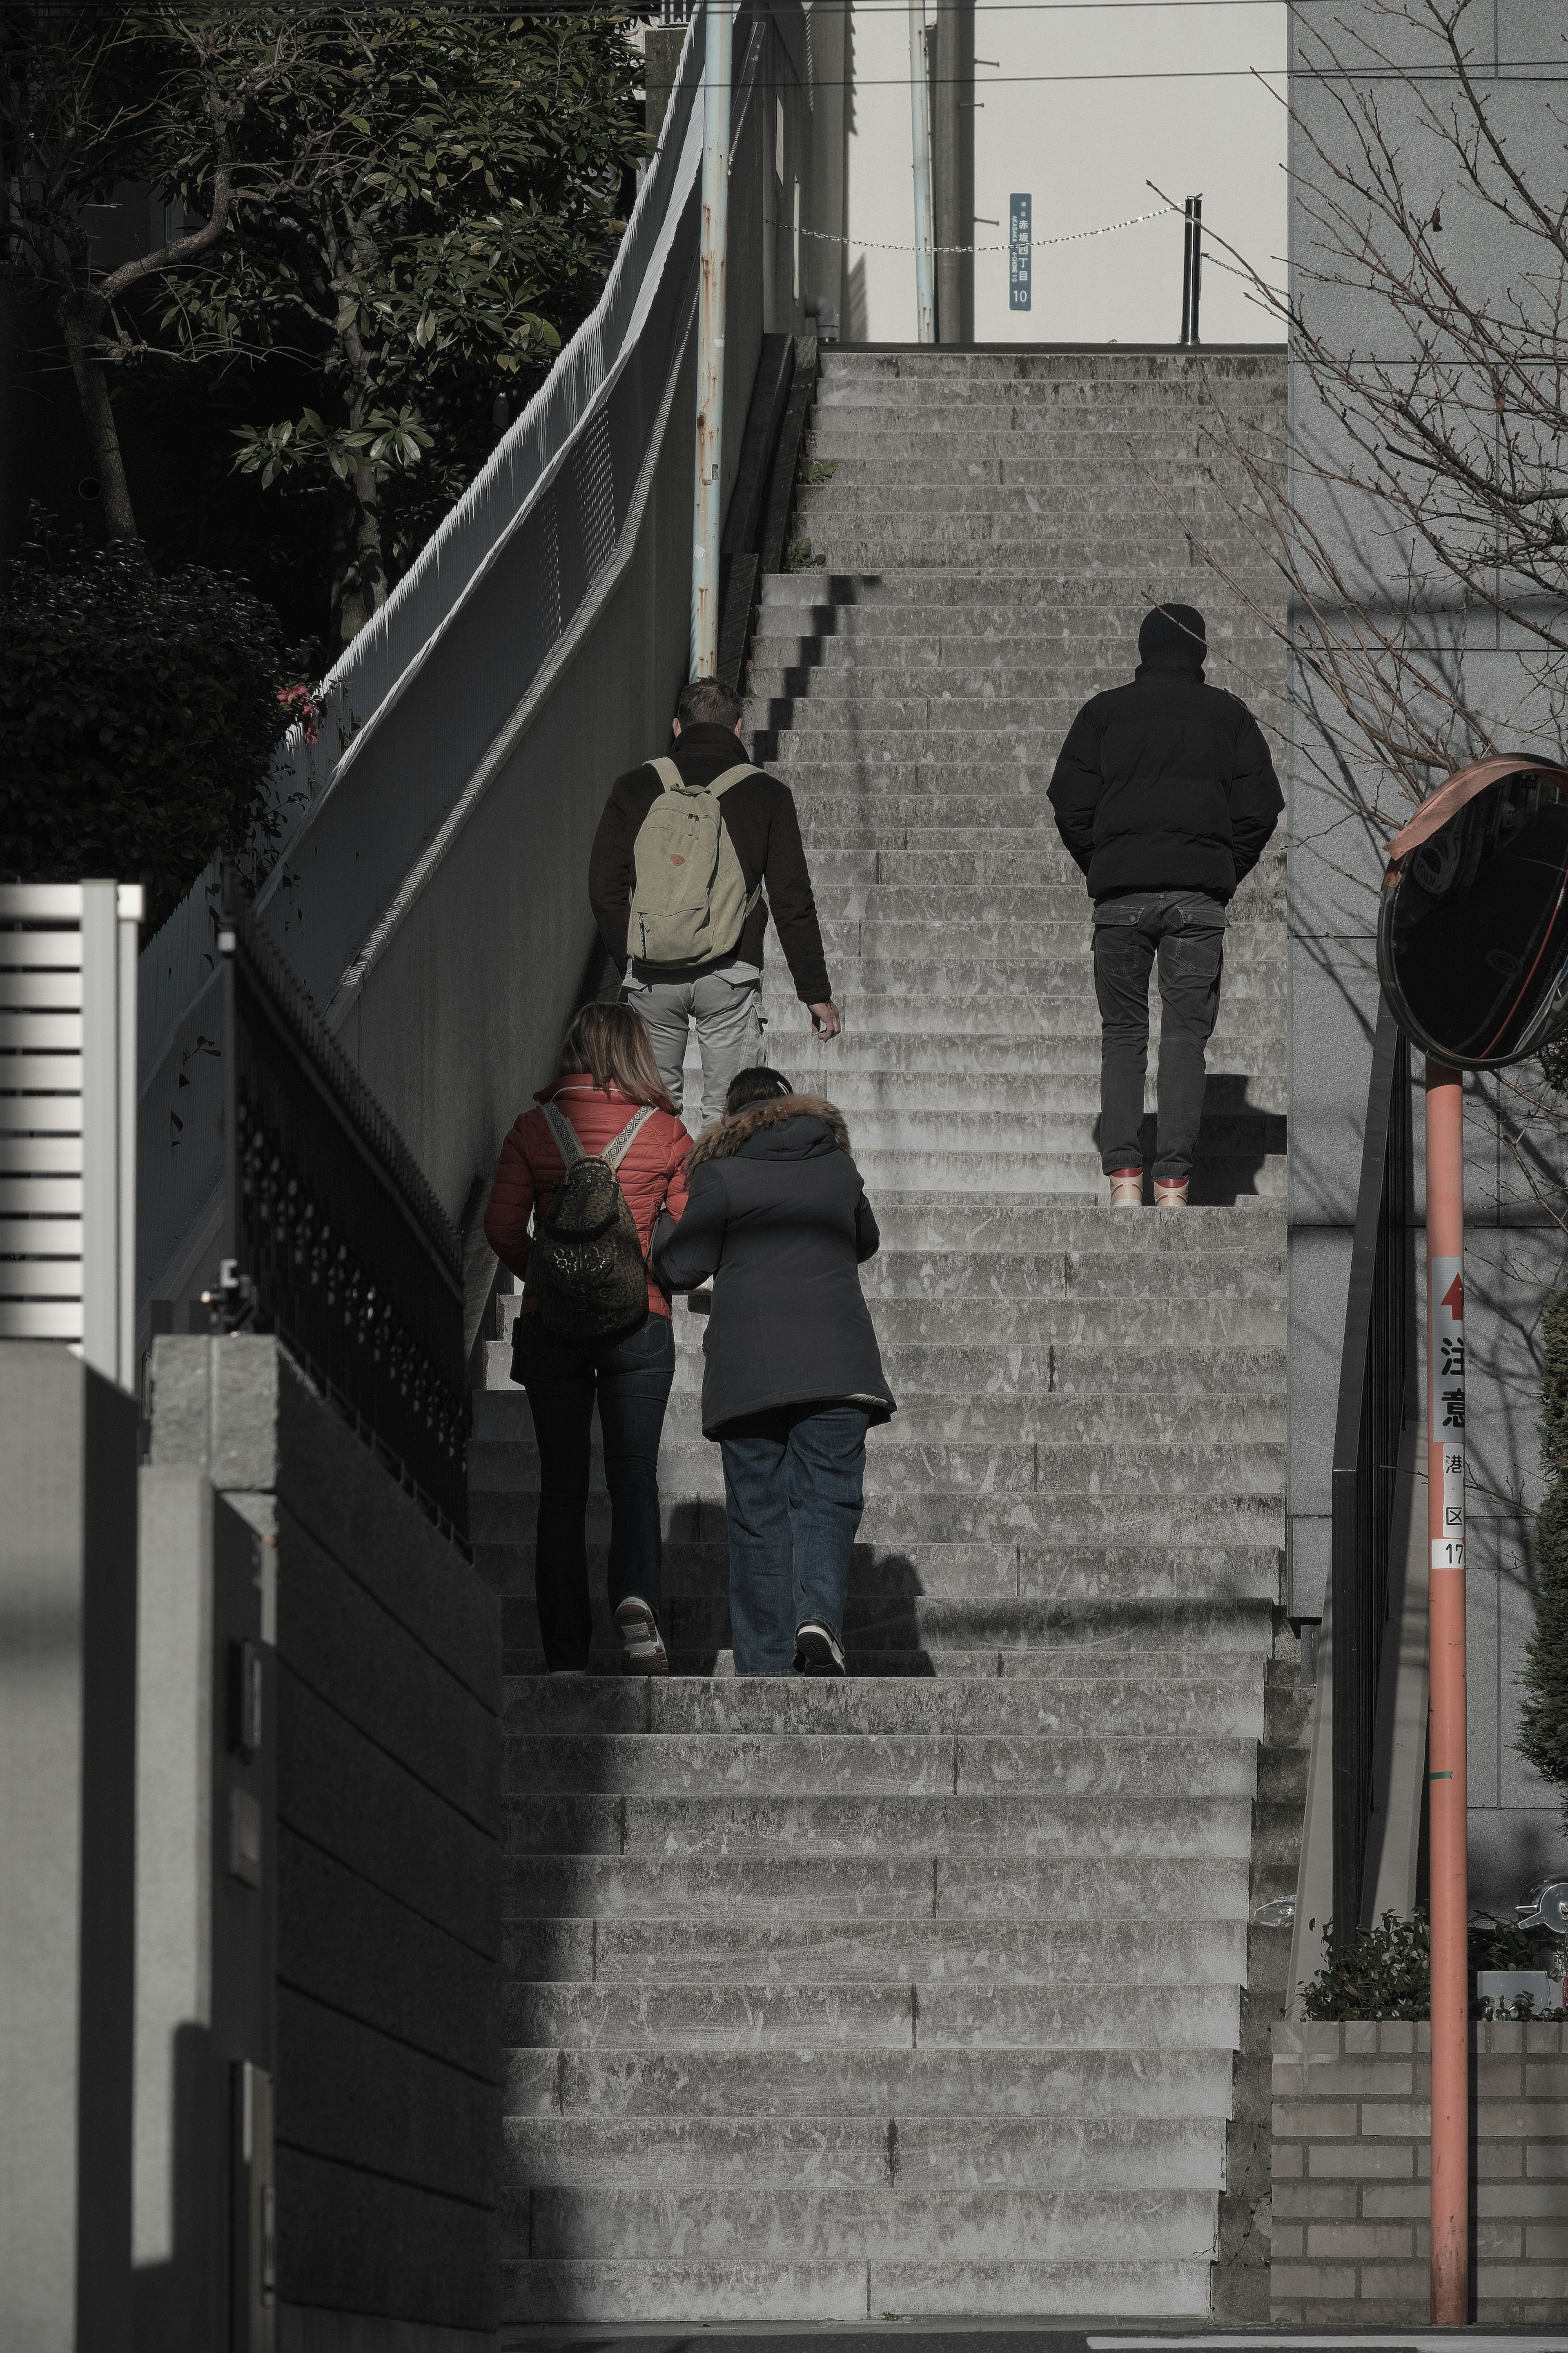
xmin=481 ymin=349 xmax=1303 ymax=2326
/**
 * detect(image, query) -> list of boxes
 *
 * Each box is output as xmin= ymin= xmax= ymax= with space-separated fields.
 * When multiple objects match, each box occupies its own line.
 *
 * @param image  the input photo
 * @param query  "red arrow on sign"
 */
xmin=1441 ymin=1271 xmax=1465 ymax=1318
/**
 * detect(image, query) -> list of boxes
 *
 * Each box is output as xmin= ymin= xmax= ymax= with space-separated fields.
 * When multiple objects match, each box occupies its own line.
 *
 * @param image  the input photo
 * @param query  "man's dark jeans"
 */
xmin=1092 ymin=889 xmax=1226 ymax=1180
xmin=510 ymin=1312 xmax=675 ymax=1672
xmin=719 ymin=1402 xmax=871 ymax=1674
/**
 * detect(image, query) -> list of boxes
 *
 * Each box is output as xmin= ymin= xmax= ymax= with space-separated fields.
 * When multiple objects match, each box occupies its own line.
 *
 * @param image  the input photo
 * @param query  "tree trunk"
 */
xmin=60 ymin=295 xmax=138 ymax=540
xmin=330 ymin=462 xmax=388 ymax=646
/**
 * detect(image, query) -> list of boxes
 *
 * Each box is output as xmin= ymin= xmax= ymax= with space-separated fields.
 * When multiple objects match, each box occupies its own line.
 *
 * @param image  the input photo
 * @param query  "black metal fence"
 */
xmin=1330 ymin=995 xmax=1417 ymax=1938
xmin=214 ymin=872 xmax=469 ymax=1542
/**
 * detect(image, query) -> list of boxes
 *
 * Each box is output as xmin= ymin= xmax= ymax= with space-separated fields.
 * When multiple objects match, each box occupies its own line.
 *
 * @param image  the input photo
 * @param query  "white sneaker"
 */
xmin=614 ymin=1595 xmax=669 ymax=1675
xmin=794 ymin=1622 xmax=846 ymax=1676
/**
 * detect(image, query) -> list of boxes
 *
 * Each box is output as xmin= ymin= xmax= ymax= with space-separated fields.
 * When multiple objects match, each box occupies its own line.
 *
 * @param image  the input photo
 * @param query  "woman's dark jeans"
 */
xmin=510 ymin=1311 xmax=675 ymax=1672
xmin=719 ymin=1403 xmax=871 ymax=1673
xmin=1092 ymin=889 xmax=1227 ymax=1180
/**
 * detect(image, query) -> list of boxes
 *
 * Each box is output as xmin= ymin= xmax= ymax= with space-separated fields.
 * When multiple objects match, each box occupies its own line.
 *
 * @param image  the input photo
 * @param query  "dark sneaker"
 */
xmin=794 ymin=1622 xmax=846 ymax=1676
xmin=614 ymin=1596 xmax=669 ymax=1675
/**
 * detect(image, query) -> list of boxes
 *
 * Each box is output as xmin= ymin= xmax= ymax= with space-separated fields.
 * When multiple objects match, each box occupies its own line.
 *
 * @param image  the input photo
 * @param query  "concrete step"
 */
xmin=505 ymin=1978 xmax=1241 ymax=2052
xmin=511 ymin=2178 xmax=1225 ymax=2263
xmin=502 ymin=1731 xmax=1260 ymax=1800
xmin=504 ymin=2037 xmax=1238 ymax=2114
xmin=487 ymin=1333 xmax=1287 ymax=1398
xmin=499 ymin=1666 xmax=1268 ymax=1736
xmin=503 ymin=1789 xmax=1254 ymax=1860
xmin=506 ymin=1914 xmax=1249 ymax=1988
xmin=759 ymin=567 xmax=1283 ymax=609
xmin=502 ymin=1843 xmax=1253 ymax=1921
xmin=504 ymin=2109 xmax=1227 ymax=2185
xmin=501 ymin=2253 xmax=1212 ymax=2324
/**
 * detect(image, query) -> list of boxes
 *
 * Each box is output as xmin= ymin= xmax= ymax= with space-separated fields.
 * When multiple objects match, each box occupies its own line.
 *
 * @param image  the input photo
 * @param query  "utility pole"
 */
xmin=908 ymin=0 xmax=935 ymax=344
xmin=691 ymin=0 xmax=732 ymax=678
xmin=930 ymin=0 xmax=974 ymax=342
xmin=1425 ymin=1059 xmax=1468 ymax=2324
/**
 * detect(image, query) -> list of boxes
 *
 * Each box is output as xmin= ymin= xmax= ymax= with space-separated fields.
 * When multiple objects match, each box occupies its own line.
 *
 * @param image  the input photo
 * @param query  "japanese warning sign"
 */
xmin=1430 ymin=1256 xmax=1465 ymax=1570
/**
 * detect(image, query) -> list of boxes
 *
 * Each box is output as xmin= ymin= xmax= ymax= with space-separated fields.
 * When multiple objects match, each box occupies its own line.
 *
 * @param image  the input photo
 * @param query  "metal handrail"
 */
xmin=1330 ymin=992 xmax=1417 ymax=1938
xmin=214 ymin=873 xmax=469 ymax=1542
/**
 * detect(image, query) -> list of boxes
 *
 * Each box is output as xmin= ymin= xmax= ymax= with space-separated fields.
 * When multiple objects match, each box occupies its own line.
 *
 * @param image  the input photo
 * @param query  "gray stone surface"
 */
xmin=0 ymin=1347 xmax=138 ymax=2353
xmin=488 ymin=348 xmax=1305 ymax=2320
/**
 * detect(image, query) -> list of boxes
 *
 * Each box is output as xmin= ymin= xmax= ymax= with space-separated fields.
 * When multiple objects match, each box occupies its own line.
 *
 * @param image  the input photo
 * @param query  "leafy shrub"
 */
xmin=1519 ymin=1286 xmax=1568 ymax=1812
xmin=1301 ymin=1909 xmax=1432 ymax=2021
xmin=1300 ymin=1907 xmax=1567 ymax=2019
xmin=0 ymin=515 xmax=304 ymax=932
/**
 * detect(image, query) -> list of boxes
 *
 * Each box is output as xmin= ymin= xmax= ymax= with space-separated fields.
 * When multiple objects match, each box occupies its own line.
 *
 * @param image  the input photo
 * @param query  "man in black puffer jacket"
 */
xmin=1047 ymin=603 xmax=1282 ymax=1208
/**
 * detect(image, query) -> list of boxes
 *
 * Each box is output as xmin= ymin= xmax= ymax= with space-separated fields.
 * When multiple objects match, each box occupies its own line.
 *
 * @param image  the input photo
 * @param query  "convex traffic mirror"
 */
xmin=1379 ymin=756 xmax=1568 ymax=1069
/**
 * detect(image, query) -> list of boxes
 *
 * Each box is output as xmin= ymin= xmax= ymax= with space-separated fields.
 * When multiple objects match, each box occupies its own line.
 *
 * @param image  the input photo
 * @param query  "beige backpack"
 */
xmin=628 ymin=757 xmax=763 ymax=968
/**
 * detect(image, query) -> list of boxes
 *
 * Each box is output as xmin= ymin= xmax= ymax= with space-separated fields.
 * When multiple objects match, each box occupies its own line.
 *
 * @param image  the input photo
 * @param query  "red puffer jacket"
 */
xmin=483 ymin=1075 xmax=692 ymax=1321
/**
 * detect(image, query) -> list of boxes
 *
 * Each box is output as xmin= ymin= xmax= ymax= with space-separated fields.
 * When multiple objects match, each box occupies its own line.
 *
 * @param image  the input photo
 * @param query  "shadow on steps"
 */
xmin=1092 ymin=1074 xmax=1287 ymax=1206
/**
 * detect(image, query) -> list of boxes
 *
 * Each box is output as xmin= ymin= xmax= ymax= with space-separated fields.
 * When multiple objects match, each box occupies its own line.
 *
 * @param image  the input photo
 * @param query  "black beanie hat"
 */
xmin=1138 ymin=603 xmax=1207 ymax=668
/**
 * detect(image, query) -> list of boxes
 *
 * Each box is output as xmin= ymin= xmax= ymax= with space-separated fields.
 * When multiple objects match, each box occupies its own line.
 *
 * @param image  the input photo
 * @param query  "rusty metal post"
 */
xmin=1425 ymin=1057 xmax=1469 ymax=2323
xmin=690 ymin=0 xmax=732 ymax=678
xmin=907 ymin=0 xmax=935 ymax=343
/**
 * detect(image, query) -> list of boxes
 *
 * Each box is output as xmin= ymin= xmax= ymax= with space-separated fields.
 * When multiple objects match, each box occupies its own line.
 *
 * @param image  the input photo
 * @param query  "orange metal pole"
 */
xmin=1425 ymin=1057 xmax=1468 ymax=2324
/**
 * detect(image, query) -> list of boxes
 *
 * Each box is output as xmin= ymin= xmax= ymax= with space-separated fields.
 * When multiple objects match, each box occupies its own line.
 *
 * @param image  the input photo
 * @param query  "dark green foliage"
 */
xmin=1300 ymin=1909 xmax=1432 ymax=2020
xmin=0 ymin=515 xmax=300 ymax=932
xmin=1519 ymin=1288 xmax=1568 ymax=1811
xmin=1299 ymin=1908 xmax=1566 ymax=2019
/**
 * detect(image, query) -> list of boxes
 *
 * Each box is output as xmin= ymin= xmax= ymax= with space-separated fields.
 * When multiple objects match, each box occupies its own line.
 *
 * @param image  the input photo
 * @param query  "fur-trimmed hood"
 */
xmin=686 ymin=1092 xmax=851 ymax=1171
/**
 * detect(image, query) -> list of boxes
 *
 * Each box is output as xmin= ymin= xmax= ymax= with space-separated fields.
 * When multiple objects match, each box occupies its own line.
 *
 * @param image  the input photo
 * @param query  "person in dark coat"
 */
xmin=1046 ymin=602 xmax=1283 ymax=1209
xmin=653 ymin=1066 xmax=895 ymax=1676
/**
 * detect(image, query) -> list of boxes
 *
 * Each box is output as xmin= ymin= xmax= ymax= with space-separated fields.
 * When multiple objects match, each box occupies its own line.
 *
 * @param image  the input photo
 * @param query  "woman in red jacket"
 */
xmin=484 ymin=1004 xmax=691 ymax=1675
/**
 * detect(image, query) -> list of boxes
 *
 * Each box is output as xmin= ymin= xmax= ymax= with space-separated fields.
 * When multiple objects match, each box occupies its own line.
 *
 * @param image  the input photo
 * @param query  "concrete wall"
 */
xmin=0 ymin=1347 xmax=138 ymax=2353
xmin=1285 ymin=0 xmax=1567 ymax=1916
xmin=148 ymin=1338 xmax=501 ymax=2352
xmin=1272 ymin=2019 xmax=1568 ymax=2322
xmin=133 ymin=1466 xmax=275 ymax=2352
xmin=843 ymin=0 xmax=1287 ymax=343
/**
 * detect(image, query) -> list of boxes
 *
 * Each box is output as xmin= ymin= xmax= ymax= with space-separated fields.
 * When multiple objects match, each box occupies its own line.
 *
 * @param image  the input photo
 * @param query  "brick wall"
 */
xmin=1272 ymin=2019 xmax=1568 ymax=2323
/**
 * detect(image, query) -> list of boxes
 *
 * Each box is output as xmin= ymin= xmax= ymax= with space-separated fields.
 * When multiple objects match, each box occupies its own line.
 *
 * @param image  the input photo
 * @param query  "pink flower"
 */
xmin=278 ymin=683 xmax=320 ymax=745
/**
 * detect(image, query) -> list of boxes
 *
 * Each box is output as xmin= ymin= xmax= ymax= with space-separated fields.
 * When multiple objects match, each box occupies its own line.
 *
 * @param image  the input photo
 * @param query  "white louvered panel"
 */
xmin=0 ymin=1178 xmax=82 ymax=1213
xmin=0 ymin=1261 xmax=85 ymax=1298
xmin=0 ymin=1135 xmax=84 ymax=1172
xmin=0 ymin=1218 xmax=83 ymax=1253
xmin=0 ymin=932 xmax=85 ymax=969
xmin=0 ymin=1101 xmax=85 ymax=1135
xmin=0 ymin=1054 xmax=83 ymax=1089
xmin=0 ymin=1012 xmax=83 ymax=1049
xmin=0 ymin=972 xmax=83 ymax=1009
xmin=0 ymin=884 xmax=82 ymax=918
xmin=0 ymin=1300 xmax=84 ymax=1338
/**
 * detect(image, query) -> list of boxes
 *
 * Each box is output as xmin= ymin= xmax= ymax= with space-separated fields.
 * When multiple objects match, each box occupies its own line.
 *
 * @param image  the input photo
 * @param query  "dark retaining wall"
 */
xmin=151 ymin=1336 xmax=500 ymax=2353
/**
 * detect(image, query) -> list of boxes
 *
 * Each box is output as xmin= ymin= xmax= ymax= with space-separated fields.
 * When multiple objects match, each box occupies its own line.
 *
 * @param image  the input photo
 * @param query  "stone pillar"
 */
xmin=0 ymin=1346 xmax=138 ymax=2350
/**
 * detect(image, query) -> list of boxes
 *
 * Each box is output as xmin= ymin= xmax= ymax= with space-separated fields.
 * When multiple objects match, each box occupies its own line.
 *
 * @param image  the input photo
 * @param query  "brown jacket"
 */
xmin=588 ymin=722 xmax=833 ymax=1004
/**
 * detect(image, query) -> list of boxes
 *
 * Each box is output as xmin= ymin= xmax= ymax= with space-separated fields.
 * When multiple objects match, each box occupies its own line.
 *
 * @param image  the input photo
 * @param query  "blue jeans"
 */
xmin=719 ymin=1404 xmax=870 ymax=1674
xmin=510 ymin=1312 xmax=675 ymax=1671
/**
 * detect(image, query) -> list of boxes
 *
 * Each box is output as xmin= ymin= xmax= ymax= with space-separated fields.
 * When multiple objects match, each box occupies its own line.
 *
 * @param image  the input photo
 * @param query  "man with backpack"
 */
xmin=589 ymin=675 xmax=840 ymax=1129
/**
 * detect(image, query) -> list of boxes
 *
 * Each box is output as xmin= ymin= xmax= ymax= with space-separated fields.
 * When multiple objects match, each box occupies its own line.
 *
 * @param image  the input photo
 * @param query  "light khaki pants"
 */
xmin=623 ymin=965 xmax=766 ymax=1130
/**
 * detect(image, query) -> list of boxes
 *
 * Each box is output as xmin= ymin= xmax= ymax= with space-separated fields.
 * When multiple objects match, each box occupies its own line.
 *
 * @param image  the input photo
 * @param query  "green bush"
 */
xmin=1519 ymin=1287 xmax=1568 ymax=1811
xmin=1301 ymin=1909 xmax=1432 ymax=2020
xmin=0 ymin=516 xmax=303 ymax=933
xmin=1299 ymin=1908 xmax=1565 ymax=2019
